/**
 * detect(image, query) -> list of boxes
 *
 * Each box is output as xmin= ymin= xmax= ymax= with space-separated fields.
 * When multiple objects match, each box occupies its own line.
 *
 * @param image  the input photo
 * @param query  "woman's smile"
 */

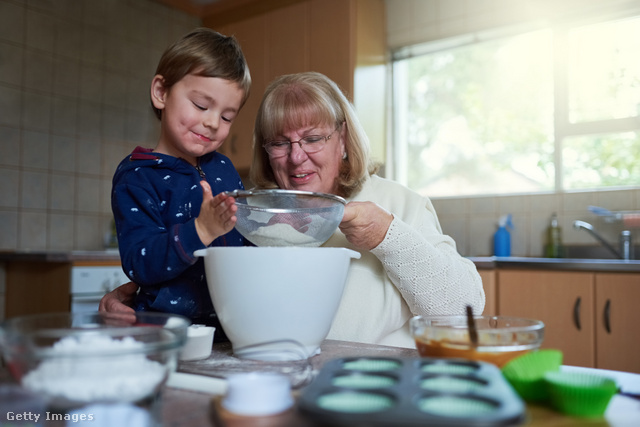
xmin=270 ymin=124 xmax=345 ymax=194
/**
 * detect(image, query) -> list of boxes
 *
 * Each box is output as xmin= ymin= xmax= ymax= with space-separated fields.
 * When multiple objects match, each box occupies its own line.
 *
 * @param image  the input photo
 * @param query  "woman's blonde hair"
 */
xmin=152 ymin=28 xmax=251 ymax=120
xmin=250 ymin=72 xmax=377 ymax=198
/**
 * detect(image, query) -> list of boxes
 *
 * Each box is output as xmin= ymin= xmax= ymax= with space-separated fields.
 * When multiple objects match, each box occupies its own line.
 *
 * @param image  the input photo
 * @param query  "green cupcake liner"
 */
xmin=501 ymin=349 xmax=563 ymax=402
xmin=544 ymin=371 xmax=618 ymax=417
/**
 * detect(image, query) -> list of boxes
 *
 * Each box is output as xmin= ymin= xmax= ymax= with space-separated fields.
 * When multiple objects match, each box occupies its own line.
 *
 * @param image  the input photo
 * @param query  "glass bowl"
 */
xmin=0 ymin=312 xmax=189 ymax=410
xmin=227 ymin=189 xmax=346 ymax=247
xmin=410 ymin=315 xmax=544 ymax=368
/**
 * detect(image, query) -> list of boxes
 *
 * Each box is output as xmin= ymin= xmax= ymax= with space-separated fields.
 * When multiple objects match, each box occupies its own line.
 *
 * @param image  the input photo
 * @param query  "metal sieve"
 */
xmin=226 ymin=189 xmax=346 ymax=247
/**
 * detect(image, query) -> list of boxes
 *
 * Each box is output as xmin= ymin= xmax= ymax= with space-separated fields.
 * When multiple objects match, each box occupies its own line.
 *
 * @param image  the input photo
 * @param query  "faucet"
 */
xmin=573 ymin=220 xmax=633 ymax=260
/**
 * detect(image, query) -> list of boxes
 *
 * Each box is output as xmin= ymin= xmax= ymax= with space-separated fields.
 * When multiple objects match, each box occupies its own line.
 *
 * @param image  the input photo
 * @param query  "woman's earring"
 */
xmin=342 ymin=152 xmax=348 ymax=160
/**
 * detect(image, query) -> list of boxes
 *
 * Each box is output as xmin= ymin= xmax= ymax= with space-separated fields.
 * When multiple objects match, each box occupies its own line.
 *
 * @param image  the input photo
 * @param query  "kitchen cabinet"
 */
xmin=497 ymin=270 xmax=596 ymax=368
xmin=207 ymin=0 xmax=386 ymax=177
xmin=595 ymin=273 xmax=640 ymax=373
xmin=495 ymin=269 xmax=640 ymax=373
xmin=0 ymin=253 xmax=123 ymax=320
xmin=4 ymin=261 xmax=71 ymax=318
xmin=478 ymin=269 xmax=496 ymax=316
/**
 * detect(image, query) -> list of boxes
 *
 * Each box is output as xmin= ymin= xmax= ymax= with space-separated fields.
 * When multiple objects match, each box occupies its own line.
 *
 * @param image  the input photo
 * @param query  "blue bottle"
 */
xmin=493 ymin=214 xmax=513 ymax=257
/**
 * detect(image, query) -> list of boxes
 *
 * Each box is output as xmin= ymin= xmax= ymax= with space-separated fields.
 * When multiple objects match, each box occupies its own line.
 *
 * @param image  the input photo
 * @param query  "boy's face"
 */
xmin=151 ymin=73 xmax=244 ymax=165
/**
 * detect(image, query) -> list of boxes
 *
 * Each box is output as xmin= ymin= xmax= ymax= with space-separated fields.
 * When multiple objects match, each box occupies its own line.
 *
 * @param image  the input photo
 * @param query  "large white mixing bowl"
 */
xmin=194 ymin=247 xmax=360 ymax=361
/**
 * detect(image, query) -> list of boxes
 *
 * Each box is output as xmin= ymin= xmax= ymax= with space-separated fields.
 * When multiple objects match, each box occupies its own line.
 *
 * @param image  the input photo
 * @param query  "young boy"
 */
xmin=111 ymin=28 xmax=251 ymax=336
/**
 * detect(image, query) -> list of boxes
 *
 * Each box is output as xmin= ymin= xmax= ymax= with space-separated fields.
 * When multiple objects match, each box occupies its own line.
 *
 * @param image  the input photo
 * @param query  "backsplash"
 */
xmin=0 ymin=0 xmax=199 ymax=251
xmin=1 ymin=0 xmax=638 ymax=257
xmin=432 ymin=190 xmax=640 ymax=257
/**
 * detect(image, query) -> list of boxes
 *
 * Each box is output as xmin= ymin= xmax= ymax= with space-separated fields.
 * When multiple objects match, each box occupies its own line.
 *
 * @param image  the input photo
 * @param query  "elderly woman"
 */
xmin=101 ymin=71 xmax=484 ymax=348
xmin=250 ymin=71 xmax=484 ymax=347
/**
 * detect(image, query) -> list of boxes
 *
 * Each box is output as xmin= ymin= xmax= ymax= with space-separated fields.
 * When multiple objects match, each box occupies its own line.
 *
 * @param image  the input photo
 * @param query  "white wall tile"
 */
xmin=0 ymin=85 xmax=23 ymax=127
xmin=48 ymin=212 xmax=74 ymax=251
xmin=0 ymin=42 xmax=23 ymax=86
xmin=49 ymin=173 xmax=75 ymax=211
xmin=76 ymin=176 xmax=101 ymax=213
xmin=0 ymin=2 xmax=25 ymax=44
xmin=0 ymin=168 xmax=20 ymax=208
xmin=21 ymin=129 xmax=50 ymax=170
xmin=50 ymin=135 xmax=76 ymax=173
xmin=75 ymin=138 xmax=100 ymax=175
xmin=52 ymin=57 xmax=80 ymax=98
xmin=51 ymin=97 xmax=77 ymax=136
xmin=22 ymin=91 xmax=51 ymax=131
xmin=0 ymin=210 xmax=18 ymax=249
xmin=74 ymin=214 xmax=102 ymax=250
xmin=25 ymin=40 xmax=53 ymax=85
xmin=19 ymin=211 xmax=48 ymax=250
xmin=20 ymin=170 xmax=49 ymax=210
xmin=26 ymin=9 xmax=56 ymax=52
xmin=0 ymin=127 xmax=21 ymax=167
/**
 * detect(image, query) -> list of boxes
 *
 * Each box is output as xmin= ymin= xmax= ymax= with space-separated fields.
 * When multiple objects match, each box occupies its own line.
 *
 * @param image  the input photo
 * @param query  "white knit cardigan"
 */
xmin=323 ymin=174 xmax=485 ymax=348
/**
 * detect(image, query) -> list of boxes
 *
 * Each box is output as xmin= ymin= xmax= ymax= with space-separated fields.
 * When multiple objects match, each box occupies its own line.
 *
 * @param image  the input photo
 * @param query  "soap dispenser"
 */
xmin=544 ymin=213 xmax=564 ymax=258
xmin=494 ymin=214 xmax=513 ymax=257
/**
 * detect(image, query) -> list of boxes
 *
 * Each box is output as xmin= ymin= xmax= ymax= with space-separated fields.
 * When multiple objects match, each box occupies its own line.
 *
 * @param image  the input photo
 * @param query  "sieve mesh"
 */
xmin=228 ymin=190 xmax=346 ymax=247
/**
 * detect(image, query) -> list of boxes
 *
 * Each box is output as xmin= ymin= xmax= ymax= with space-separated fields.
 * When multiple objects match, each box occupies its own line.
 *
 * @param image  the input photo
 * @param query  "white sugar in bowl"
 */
xmin=0 ymin=312 xmax=189 ymax=411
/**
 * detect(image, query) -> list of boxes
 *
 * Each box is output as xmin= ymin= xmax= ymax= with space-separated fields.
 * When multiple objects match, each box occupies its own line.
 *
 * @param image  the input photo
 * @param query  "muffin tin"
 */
xmin=298 ymin=357 xmax=525 ymax=426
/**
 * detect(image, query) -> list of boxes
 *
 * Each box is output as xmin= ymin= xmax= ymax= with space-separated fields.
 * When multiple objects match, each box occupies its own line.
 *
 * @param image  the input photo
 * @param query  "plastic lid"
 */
xmin=222 ymin=373 xmax=293 ymax=416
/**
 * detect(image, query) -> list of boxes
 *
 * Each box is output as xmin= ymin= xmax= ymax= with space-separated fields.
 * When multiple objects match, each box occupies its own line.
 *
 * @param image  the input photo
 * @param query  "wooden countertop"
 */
xmin=166 ymin=340 xmax=640 ymax=426
xmin=0 ymin=250 xmax=121 ymax=263
xmin=2 ymin=339 xmax=639 ymax=426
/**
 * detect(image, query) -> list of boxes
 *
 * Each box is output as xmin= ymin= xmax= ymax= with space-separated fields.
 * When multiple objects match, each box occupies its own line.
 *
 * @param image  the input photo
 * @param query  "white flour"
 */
xmin=249 ymin=222 xmax=319 ymax=247
xmin=22 ymin=334 xmax=166 ymax=405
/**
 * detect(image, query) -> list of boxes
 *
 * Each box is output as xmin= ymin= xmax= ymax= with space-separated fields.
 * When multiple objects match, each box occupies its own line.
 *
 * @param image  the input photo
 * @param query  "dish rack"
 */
xmin=588 ymin=206 xmax=640 ymax=227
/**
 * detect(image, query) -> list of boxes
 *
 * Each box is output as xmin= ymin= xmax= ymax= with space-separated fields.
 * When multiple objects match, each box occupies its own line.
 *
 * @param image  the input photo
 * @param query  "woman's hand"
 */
xmin=195 ymin=180 xmax=238 ymax=245
xmin=339 ymin=201 xmax=393 ymax=251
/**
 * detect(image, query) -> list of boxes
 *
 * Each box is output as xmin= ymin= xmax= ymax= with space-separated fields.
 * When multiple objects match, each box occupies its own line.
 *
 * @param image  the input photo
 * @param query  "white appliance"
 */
xmin=70 ymin=266 xmax=130 ymax=313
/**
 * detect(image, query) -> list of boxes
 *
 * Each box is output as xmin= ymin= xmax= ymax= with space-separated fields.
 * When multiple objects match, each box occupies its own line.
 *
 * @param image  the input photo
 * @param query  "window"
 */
xmin=391 ymin=15 xmax=640 ymax=197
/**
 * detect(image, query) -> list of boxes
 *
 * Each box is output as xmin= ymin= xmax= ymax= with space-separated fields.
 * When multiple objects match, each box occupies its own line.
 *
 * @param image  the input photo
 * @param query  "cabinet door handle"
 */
xmin=604 ymin=299 xmax=611 ymax=334
xmin=573 ymin=297 xmax=581 ymax=331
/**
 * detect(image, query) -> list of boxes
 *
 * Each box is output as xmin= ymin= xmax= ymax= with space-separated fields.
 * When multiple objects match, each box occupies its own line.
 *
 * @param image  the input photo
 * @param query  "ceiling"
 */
xmin=154 ymin=0 xmax=305 ymax=23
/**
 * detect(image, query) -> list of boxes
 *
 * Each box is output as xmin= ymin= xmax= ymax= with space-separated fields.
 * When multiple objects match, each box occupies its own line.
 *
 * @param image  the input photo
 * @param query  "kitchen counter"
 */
xmin=469 ymin=256 xmax=640 ymax=272
xmin=0 ymin=250 xmax=121 ymax=263
xmin=3 ymin=250 xmax=639 ymax=271
xmin=2 ymin=339 xmax=639 ymax=426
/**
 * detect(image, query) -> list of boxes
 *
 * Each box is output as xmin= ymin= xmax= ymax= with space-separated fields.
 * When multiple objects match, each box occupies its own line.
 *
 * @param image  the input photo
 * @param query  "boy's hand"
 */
xmin=195 ymin=180 xmax=238 ymax=246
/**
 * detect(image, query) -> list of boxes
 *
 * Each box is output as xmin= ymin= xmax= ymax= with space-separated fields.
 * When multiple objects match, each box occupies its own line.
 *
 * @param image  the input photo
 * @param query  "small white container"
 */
xmin=180 ymin=325 xmax=215 ymax=361
xmin=222 ymin=373 xmax=293 ymax=416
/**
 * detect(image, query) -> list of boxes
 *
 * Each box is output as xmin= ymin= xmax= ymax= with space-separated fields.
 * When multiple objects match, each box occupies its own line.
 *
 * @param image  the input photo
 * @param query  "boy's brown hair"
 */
xmin=152 ymin=28 xmax=251 ymax=120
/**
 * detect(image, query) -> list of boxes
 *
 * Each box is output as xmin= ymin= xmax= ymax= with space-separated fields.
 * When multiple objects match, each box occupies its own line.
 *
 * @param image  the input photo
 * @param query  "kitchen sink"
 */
xmin=563 ymin=244 xmax=639 ymax=260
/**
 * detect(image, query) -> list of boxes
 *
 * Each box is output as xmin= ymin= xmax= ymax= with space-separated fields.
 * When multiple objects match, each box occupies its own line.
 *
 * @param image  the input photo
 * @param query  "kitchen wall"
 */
xmin=386 ymin=0 xmax=640 ymax=257
xmin=0 ymin=0 xmax=199 ymax=252
xmin=1 ymin=0 xmax=638 ymax=257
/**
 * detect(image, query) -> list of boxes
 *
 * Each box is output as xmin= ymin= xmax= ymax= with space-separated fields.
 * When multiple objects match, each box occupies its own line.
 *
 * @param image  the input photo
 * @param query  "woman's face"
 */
xmin=268 ymin=123 xmax=346 ymax=195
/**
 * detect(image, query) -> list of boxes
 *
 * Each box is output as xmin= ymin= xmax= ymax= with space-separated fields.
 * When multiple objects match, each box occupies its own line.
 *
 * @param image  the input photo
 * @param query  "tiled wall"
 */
xmin=432 ymin=190 xmax=640 ymax=257
xmin=1 ymin=0 xmax=638 ymax=256
xmin=386 ymin=0 xmax=640 ymax=257
xmin=0 ymin=0 xmax=199 ymax=251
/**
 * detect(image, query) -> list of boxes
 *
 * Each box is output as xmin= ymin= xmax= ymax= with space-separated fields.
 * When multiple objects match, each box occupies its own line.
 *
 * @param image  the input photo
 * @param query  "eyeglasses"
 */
xmin=263 ymin=125 xmax=342 ymax=158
